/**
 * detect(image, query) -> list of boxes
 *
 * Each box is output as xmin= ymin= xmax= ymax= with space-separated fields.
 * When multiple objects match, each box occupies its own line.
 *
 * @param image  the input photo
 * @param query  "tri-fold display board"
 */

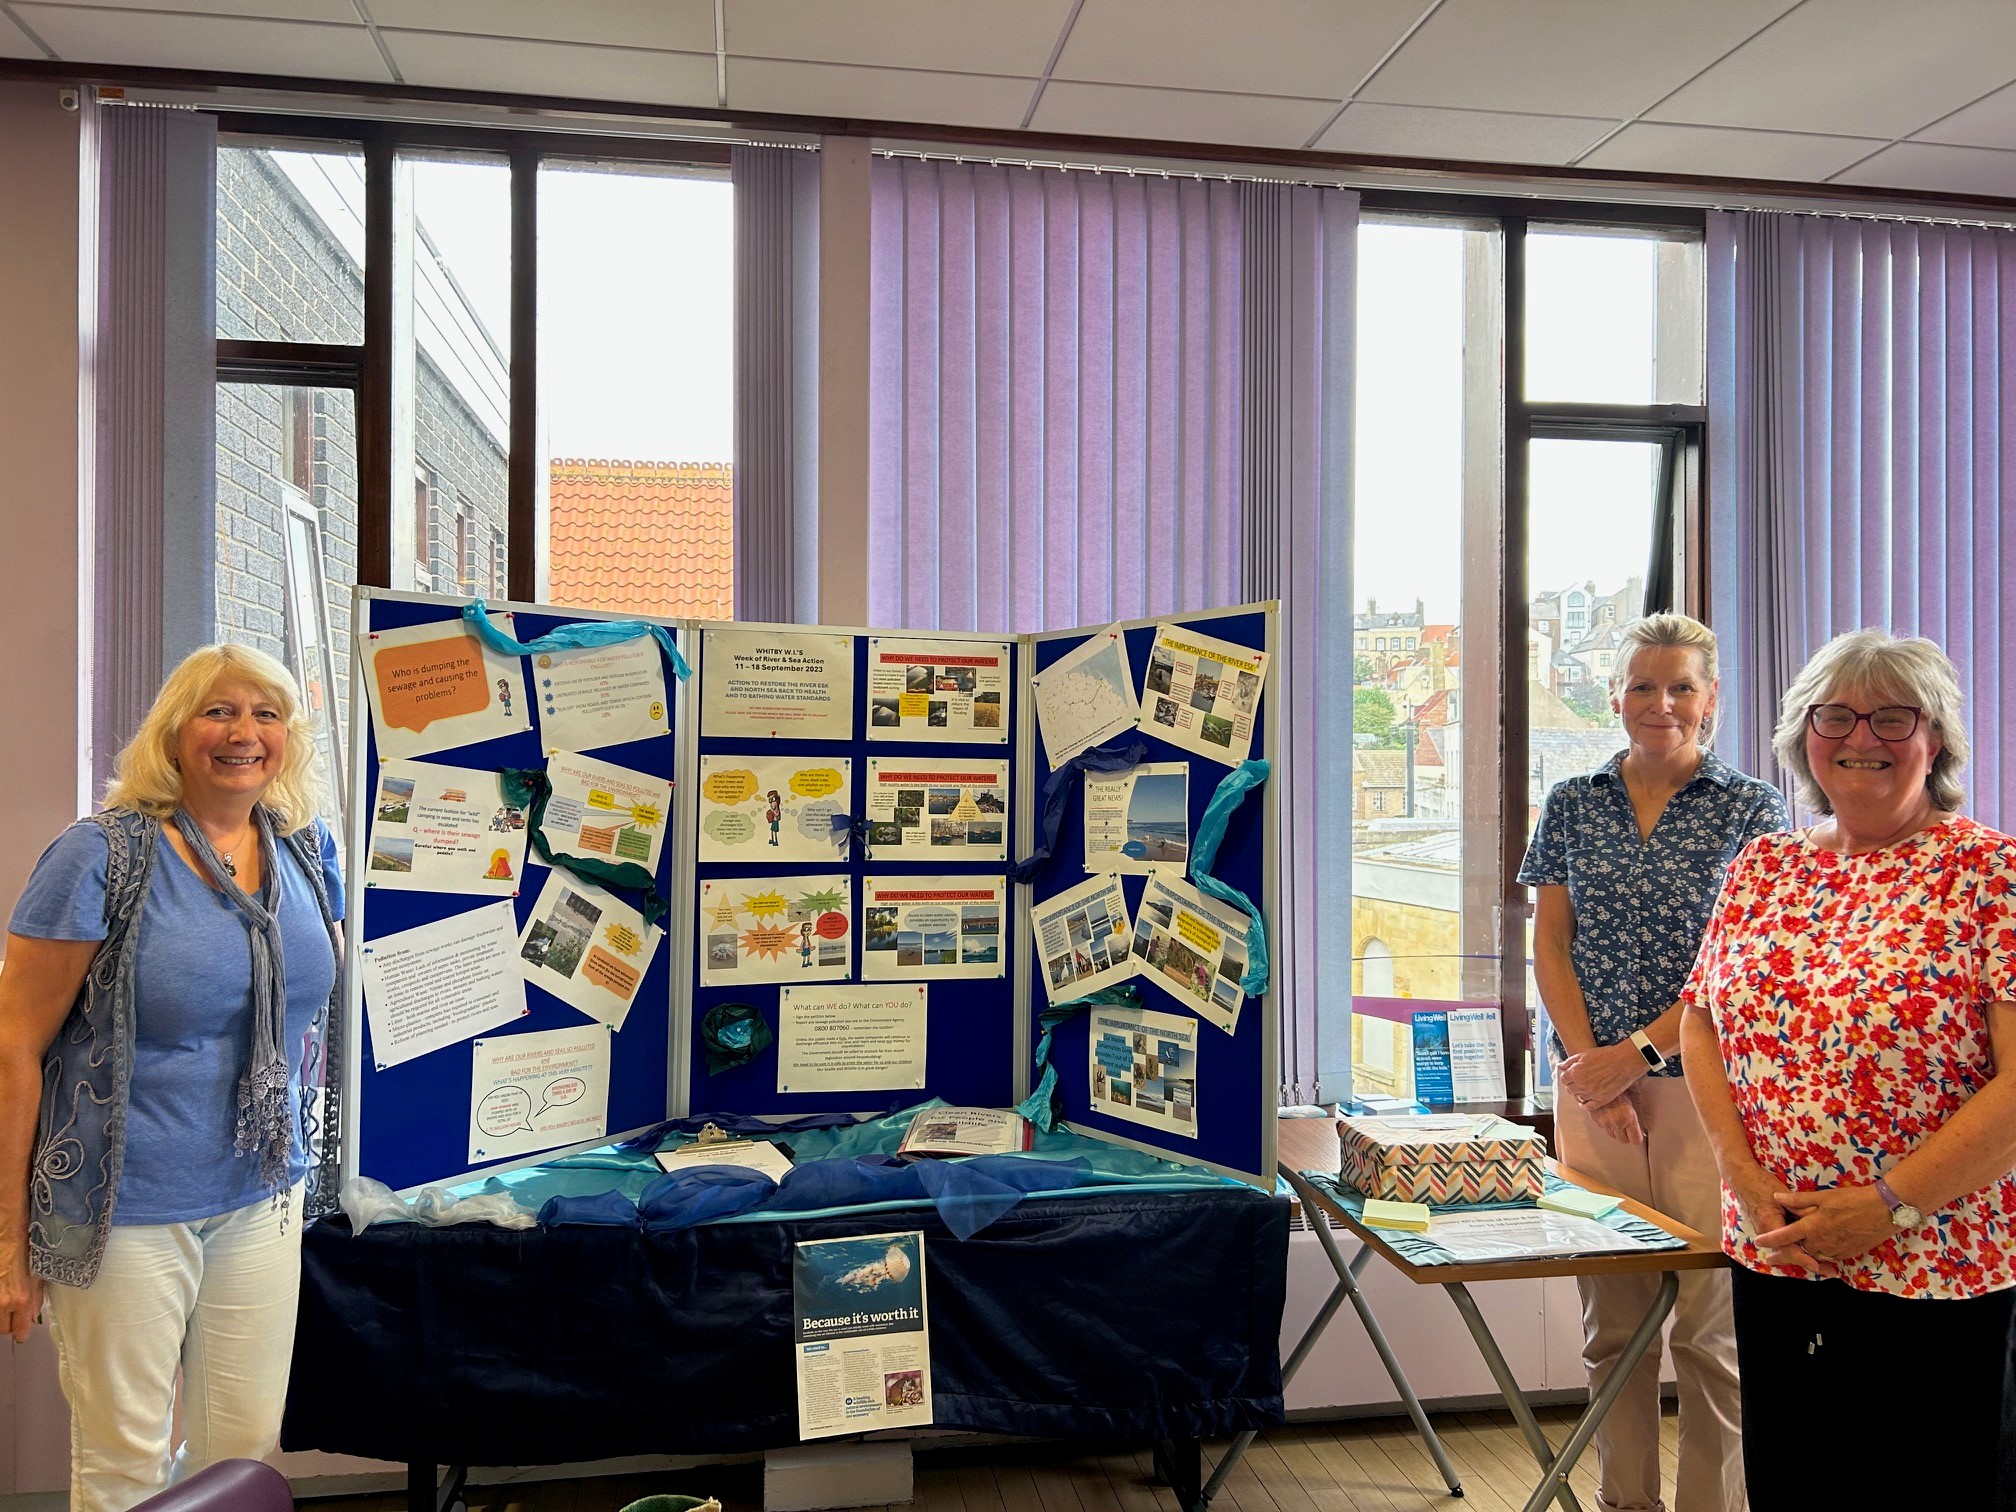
xmin=343 ymin=589 xmax=1279 ymax=1192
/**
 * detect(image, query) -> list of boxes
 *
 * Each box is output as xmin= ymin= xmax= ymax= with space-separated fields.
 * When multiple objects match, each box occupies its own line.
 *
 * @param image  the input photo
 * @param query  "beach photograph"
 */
xmin=965 ymin=934 xmax=999 ymax=964
xmin=1124 ymin=770 xmax=1189 ymax=864
xmin=897 ymin=930 xmax=924 ymax=966
xmin=369 ymin=834 xmax=415 ymax=873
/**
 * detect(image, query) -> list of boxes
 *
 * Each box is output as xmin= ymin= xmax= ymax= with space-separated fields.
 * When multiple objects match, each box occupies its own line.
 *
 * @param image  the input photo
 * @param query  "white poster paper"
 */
xmin=365 ymin=617 xmax=532 ymax=761
xmin=778 ymin=984 xmax=929 ymax=1094
xmin=517 ymin=871 xmax=662 ymax=1030
xmin=467 ymin=1022 xmax=611 ymax=1165
xmin=1088 ymin=1003 xmax=1200 ymax=1139
xmin=1031 ymin=625 xmax=1137 ymax=763
xmin=861 ymin=876 xmax=1005 ymax=981
xmin=542 ymin=751 xmax=674 ymax=874
xmin=1449 ymin=1006 xmax=1509 ymax=1102
xmin=1130 ymin=873 xmax=1253 ymax=1034
xmin=794 ymin=1232 xmax=932 ymax=1440
xmin=531 ymin=636 xmax=670 ymax=753
xmin=864 ymin=636 xmax=1010 ymax=744
xmin=700 ymin=874 xmax=854 ymax=986
xmin=359 ymin=900 xmax=528 ymax=1068
xmin=1083 ymin=762 xmax=1189 ymax=874
xmin=698 ymin=755 xmax=853 ymax=864
xmin=864 ymin=758 xmax=1009 ymax=860
xmin=1137 ymin=622 xmax=1270 ymax=767
xmin=702 ymin=627 xmax=855 ymax=741
xmin=1031 ymin=873 xmax=1136 ymax=1006
xmin=365 ymin=760 xmax=528 ymax=894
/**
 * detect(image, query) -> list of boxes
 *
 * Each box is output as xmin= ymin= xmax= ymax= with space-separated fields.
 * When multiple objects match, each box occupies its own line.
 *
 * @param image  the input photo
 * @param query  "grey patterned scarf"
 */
xmin=173 ymin=806 xmax=294 ymax=1207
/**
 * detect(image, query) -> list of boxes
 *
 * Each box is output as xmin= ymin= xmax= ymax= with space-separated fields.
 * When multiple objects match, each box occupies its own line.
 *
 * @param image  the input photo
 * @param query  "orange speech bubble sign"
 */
xmin=583 ymin=946 xmax=641 ymax=998
xmin=374 ymin=634 xmax=492 ymax=733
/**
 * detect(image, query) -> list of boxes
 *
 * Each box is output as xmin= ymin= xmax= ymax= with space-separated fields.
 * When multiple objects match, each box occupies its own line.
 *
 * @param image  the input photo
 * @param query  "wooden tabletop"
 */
xmin=1277 ymin=1115 xmax=1729 ymax=1285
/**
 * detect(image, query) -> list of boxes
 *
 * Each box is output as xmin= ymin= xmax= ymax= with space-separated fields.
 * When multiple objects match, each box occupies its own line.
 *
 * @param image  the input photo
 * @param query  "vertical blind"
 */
xmin=867 ymin=158 xmax=1243 ymax=633
xmin=1709 ymin=210 xmax=2016 ymax=829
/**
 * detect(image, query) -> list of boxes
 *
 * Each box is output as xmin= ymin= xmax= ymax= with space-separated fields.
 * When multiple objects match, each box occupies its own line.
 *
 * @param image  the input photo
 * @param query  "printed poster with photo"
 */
xmin=697 ymin=754 xmax=853 ymax=865
xmin=516 ymin=871 xmax=663 ymax=1031
xmin=863 ymin=758 xmax=1009 ymax=860
xmin=365 ymin=617 xmax=532 ymax=761
xmin=1087 ymin=1002 xmax=1200 ymax=1139
xmin=863 ymin=636 xmax=1010 ymax=744
xmin=1030 ymin=873 xmax=1136 ymax=1007
xmin=699 ymin=874 xmax=853 ymax=986
xmin=860 ymin=876 xmax=1006 ymax=981
xmin=1130 ymin=873 xmax=1252 ymax=1034
xmin=542 ymin=751 xmax=673 ymax=874
xmin=1082 ymin=762 xmax=1188 ymax=875
xmin=1136 ymin=622 xmax=1269 ymax=767
xmin=794 ymin=1232 xmax=932 ymax=1440
xmin=365 ymin=759 xmax=527 ymax=894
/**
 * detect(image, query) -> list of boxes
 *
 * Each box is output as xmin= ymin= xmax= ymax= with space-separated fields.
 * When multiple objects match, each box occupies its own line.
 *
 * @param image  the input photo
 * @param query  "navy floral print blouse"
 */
xmin=1518 ymin=749 xmax=1789 ymax=1075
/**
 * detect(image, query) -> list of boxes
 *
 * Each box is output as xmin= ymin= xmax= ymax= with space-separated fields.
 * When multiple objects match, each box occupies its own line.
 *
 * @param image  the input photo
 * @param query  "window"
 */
xmin=1351 ymin=208 xmax=1704 ymax=1099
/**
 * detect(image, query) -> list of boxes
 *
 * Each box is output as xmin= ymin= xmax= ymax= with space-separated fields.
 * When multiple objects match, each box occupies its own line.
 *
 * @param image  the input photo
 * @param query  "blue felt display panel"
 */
xmin=1026 ymin=609 xmax=1273 ymax=1181
xmin=349 ymin=594 xmax=680 ymax=1192
xmin=688 ymin=630 xmax=1020 ymax=1115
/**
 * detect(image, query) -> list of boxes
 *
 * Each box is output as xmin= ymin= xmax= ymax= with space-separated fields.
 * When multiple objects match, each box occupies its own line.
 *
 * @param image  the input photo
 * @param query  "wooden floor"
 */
xmin=304 ymin=1405 xmax=1678 ymax=1512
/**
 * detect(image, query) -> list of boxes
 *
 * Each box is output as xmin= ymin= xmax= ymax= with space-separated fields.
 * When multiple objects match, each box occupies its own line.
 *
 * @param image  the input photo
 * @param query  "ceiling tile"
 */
xmin=1913 ymin=80 xmax=2016 ymax=150
xmin=1362 ymin=0 xmax=1797 ymax=118
xmin=726 ymin=58 xmax=1034 ymax=129
xmin=21 ymin=0 xmax=352 ymax=18
xmin=381 ymin=31 xmax=716 ymax=106
xmin=1030 ymin=79 xmax=1337 ymax=150
xmin=1831 ymin=141 xmax=2016 ymax=198
xmin=1580 ymin=122 xmax=1883 ymax=182
xmin=1652 ymin=0 xmax=2016 ymax=139
xmin=368 ymin=0 xmax=713 ymax=53
xmin=17 ymin=6 xmax=388 ymax=77
xmin=725 ymin=0 xmax=1071 ymax=77
xmin=0 ymin=10 xmax=44 ymax=54
xmin=1052 ymin=0 xmax=1423 ymax=100
xmin=1315 ymin=101 xmax=1614 ymax=165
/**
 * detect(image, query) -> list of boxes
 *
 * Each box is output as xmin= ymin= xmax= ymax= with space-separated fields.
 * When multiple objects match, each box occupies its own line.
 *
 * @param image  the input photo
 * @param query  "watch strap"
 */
xmin=1874 ymin=1176 xmax=1905 ymax=1214
xmin=1628 ymin=1029 xmax=1665 ymax=1070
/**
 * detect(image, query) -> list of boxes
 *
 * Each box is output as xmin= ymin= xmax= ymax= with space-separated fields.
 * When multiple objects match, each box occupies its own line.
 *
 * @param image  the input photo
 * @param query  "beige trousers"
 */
xmin=1553 ymin=1073 xmax=1744 ymax=1512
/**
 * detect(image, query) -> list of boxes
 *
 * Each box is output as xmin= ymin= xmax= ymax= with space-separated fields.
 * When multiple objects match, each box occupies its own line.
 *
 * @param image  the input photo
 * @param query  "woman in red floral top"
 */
xmin=1682 ymin=629 xmax=2016 ymax=1510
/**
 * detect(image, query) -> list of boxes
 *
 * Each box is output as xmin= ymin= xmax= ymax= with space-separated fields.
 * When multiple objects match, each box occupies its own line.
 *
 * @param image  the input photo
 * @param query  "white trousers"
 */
xmin=45 ymin=1185 xmax=304 ymax=1512
xmin=1553 ymin=1076 xmax=1744 ymax=1512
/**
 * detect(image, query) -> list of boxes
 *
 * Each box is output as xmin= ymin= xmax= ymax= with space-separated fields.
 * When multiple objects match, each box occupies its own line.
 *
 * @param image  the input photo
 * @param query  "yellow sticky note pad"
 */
xmin=1538 ymin=1187 xmax=1623 ymax=1219
xmin=1361 ymin=1199 xmax=1432 ymax=1233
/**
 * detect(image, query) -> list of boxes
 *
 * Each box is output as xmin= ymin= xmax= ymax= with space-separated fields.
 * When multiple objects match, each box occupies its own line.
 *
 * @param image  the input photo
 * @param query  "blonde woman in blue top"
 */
xmin=0 ymin=645 xmax=342 ymax=1512
xmin=1520 ymin=614 xmax=1787 ymax=1512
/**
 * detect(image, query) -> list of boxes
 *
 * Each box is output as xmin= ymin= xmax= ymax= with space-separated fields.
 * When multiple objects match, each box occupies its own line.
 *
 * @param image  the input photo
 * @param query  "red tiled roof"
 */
xmin=548 ymin=458 xmax=733 ymax=620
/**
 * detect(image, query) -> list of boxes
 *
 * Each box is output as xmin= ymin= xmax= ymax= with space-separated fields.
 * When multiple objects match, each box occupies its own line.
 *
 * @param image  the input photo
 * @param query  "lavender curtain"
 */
xmin=1709 ymin=210 xmax=2016 ymax=828
xmin=867 ymin=158 xmax=1243 ymax=632
xmin=1238 ymin=182 xmax=1358 ymax=1106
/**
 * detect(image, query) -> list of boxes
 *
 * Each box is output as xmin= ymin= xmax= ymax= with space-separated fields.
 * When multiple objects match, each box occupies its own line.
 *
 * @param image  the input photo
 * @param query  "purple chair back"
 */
xmin=132 ymin=1460 xmax=293 ymax=1512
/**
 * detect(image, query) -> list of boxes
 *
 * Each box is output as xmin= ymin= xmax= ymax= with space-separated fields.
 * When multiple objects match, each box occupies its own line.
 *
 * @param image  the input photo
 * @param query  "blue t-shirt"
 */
xmin=1517 ymin=749 xmax=1788 ymax=1074
xmin=9 ymin=817 xmax=344 ymax=1224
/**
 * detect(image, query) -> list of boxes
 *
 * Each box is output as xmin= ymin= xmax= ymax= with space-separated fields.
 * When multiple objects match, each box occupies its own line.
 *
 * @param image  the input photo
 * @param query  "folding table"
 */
xmin=1205 ymin=1116 xmax=1728 ymax=1512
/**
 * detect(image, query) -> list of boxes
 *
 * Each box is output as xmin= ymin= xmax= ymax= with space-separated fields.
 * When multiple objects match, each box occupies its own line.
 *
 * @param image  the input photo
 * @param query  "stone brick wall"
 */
xmin=213 ymin=145 xmax=509 ymax=749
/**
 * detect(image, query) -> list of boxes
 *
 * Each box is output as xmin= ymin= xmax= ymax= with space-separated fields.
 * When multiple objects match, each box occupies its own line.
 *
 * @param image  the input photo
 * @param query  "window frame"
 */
xmin=279 ymin=479 xmax=347 ymax=832
xmin=210 ymin=115 xmax=731 ymax=602
xmin=1359 ymin=193 xmax=1708 ymax=1100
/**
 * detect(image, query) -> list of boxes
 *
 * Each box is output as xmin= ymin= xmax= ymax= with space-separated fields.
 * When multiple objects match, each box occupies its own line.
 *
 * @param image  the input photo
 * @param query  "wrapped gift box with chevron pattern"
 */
xmin=1338 ymin=1113 xmax=1546 ymax=1206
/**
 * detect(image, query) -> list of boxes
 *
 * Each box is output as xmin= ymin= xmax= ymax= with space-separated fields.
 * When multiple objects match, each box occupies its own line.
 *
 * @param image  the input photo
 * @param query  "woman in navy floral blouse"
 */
xmin=1520 ymin=613 xmax=1787 ymax=1512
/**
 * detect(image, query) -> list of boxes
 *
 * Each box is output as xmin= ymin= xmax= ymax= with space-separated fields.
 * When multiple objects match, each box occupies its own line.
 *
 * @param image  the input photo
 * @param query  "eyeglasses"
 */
xmin=1806 ymin=703 xmax=1924 ymax=742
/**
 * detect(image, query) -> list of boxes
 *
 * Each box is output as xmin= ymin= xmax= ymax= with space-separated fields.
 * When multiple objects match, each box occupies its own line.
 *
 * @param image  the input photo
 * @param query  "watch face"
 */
xmin=1893 ymin=1204 xmax=1923 ymax=1229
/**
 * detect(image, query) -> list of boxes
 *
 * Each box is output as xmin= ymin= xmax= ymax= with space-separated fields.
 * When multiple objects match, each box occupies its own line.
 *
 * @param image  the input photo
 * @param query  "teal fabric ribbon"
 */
xmin=463 ymin=598 xmax=692 ymax=683
xmin=1015 ymin=983 xmax=1144 ymax=1133
xmin=1006 ymin=739 xmax=1148 ymax=886
xmin=1189 ymin=759 xmax=1270 ymax=996
xmin=501 ymin=766 xmax=668 ymax=926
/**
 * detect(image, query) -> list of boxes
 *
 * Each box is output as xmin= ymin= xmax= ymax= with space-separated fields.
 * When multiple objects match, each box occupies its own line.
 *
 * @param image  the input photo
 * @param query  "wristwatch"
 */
xmin=1875 ymin=1176 xmax=1923 ymax=1230
xmin=1628 ymin=1029 xmax=1666 ymax=1072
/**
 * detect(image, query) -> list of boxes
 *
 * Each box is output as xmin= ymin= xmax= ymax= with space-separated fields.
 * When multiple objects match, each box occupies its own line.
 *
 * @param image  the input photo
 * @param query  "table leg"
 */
xmin=1512 ymin=1271 xmax=1678 ymax=1512
xmin=1444 ymin=1282 xmax=1584 ymax=1512
xmin=406 ymin=1463 xmax=468 ymax=1512
xmin=1152 ymin=1438 xmax=1202 ymax=1511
